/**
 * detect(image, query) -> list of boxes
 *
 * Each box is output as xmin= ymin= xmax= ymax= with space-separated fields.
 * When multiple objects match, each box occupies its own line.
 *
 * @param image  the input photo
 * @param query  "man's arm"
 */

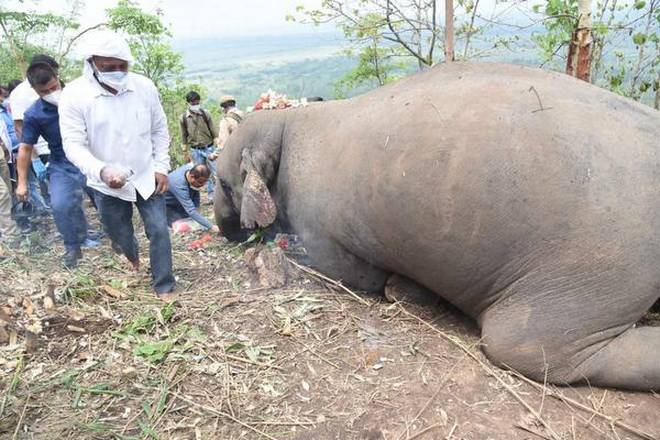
xmin=15 ymin=143 xmax=34 ymax=201
xmin=171 ymin=183 xmax=213 ymax=229
xmin=59 ymin=91 xmax=107 ymax=182
xmin=208 ymin=112 xmax=219 ymax=139
xmin=180 ymin=115 xmax=189 ymax=146
xmin=217 ymin=118 xmax=230 ymax=150
xmin=13 ymin=120 xmax=23 ymax=143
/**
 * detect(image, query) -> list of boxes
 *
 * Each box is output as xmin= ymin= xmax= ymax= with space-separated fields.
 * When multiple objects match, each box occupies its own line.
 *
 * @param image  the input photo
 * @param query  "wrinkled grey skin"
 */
xmin=215 ymin=62 xmax=660 ymax=391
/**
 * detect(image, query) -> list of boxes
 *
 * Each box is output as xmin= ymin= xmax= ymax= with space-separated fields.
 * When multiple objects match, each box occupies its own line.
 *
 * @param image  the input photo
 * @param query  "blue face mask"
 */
xmin=92 ymin=62 xmax=129 ymax=91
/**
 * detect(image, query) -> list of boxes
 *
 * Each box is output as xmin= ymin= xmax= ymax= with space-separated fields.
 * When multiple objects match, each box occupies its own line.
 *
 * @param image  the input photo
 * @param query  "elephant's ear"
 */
xmin=240 ymin=167 xmax=277 ymax=229
xmin=237 ymin=121 xmax=283 ymax=229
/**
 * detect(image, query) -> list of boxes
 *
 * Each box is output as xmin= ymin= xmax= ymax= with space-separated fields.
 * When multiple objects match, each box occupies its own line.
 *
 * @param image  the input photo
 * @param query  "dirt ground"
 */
xmin=0 ymin=199 xmax=658 ymax=440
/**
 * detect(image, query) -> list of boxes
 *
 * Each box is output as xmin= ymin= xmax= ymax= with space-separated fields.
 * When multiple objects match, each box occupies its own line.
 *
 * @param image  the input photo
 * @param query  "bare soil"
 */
xmin=0 ymin=200 xmax=658 ymax=440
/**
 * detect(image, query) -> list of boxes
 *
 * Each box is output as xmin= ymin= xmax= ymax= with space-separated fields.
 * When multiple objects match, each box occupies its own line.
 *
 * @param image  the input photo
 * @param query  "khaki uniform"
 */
xmin=217 ymin=108 xmax=245 ymax=150
xmin=0 ymin=136 xmax=20 ymax=242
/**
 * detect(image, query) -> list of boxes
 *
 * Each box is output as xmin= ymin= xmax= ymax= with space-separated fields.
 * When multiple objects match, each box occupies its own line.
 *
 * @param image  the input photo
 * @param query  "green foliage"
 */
xmin=531 ymin=0 xmax=659 ymax=108
xmin=106 ymin=0 xmax=183 ymax=87
xmin=0 ymin=6 xmax=79 ymax=83
xmin=333 ymin=13 xmax=408 ymax=96
xmin=531 ymin=0 xmax=579 ymax=64
xmin=134 ymin=340 xmax=173 ymax=364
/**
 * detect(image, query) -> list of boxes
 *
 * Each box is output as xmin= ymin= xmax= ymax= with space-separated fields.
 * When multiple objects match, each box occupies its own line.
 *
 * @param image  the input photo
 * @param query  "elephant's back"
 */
xmin=281 ymin=63 xmax=660 ymax=315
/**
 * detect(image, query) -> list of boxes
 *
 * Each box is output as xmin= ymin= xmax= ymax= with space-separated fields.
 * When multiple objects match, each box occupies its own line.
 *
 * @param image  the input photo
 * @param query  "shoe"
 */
xmin=81 ymin=238 xmax=100 ymax=248
xmin=63 ymin=248 xmax=82 ymax=268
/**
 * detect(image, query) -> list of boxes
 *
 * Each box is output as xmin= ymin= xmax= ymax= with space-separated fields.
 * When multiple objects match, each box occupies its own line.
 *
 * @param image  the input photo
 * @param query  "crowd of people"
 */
xmin=0 ymin=31 xmax=244 ymax=303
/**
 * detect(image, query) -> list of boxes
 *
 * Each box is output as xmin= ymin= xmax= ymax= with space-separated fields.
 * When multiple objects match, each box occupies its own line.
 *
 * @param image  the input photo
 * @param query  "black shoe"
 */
xmin=63 ymin=248 xmax=82 ymax=268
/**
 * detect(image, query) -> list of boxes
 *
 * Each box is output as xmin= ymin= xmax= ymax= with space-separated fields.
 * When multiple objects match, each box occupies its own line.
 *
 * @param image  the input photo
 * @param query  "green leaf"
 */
xmin=225 ymin=342 xmax=245 ymax=352
xmin=245 ymin=346 xmax=261 ymax=363
xmin=634 ymin=0 xmax=646 ymax=9
xmin=632 ymin=32 xmax=647 ymax=45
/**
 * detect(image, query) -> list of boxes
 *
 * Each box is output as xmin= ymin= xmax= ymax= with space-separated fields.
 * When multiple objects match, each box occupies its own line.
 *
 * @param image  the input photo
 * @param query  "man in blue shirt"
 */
xmin=165 ymin=163 xmax=219 ymax=232
xmin=15 ymin=62 xmax=98 ymax=268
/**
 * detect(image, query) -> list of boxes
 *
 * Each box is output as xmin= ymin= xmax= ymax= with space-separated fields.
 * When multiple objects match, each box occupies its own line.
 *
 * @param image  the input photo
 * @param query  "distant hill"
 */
xmin=174 ymin=33 xmax=355 ymax=107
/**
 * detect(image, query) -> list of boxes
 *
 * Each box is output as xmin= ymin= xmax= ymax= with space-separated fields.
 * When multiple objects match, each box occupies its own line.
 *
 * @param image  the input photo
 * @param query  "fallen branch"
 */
xmin=287 ymin=258 xmax=371 ymax=306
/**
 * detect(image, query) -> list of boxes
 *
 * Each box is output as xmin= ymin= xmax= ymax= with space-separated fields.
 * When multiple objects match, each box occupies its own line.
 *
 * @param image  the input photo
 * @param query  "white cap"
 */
xmin=84 ymin=30 xmax=134 ymax=63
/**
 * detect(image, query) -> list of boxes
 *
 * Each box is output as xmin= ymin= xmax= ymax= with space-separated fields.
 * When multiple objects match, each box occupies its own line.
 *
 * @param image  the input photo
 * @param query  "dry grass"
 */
xmin=0 ymin=202 xmax=658 ymax=440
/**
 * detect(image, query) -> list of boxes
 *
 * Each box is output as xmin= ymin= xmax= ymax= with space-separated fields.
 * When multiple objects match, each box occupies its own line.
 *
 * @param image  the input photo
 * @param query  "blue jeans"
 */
xmin=95 ymin=191 xmax=175 ymax=294
xmin=191 ymin=145 xmax=216 ymax=196
xmin=49 ymin=161 xmax=90 ymax=252
xmin=28 ymin=169 xmax=49 ymax=211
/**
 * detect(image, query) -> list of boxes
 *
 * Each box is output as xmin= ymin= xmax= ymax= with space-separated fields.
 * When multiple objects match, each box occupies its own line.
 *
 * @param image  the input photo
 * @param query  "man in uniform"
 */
xmin=0 ymin=117 xmax=20 ymax=248
xmin=217 ymin=95 xmax=244 ymax=151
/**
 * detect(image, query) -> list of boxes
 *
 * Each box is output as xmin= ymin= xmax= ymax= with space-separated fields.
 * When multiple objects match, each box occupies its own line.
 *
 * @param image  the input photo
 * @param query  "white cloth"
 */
xmin=0 ymin=118 xmax=11 ymax=162
xmin=8 ymin=80 xmax=50 ymax=155
xmin=59 ymin=32 xmax=170 ymax=202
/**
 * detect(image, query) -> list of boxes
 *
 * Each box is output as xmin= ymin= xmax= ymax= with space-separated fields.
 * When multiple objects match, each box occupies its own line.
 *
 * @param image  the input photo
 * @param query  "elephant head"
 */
xmin=214 ymin=110 xmax=287 ymax=239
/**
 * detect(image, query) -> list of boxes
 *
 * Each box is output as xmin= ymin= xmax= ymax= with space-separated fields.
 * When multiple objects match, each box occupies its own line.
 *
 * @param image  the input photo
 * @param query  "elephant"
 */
xmin=214 ymin=62 xmax=660 ymax=391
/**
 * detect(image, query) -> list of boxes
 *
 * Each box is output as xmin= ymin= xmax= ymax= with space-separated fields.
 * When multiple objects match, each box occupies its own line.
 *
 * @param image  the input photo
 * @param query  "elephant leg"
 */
xmin=481 ymin=297 xmax=660 ymax=390
xmin=575 ymin=326 xmax=660 ymax=390
xmin=478 ymin=248 xmax=659 ymax=390
xmin=384 ymin=274 xmax=440 ymax=306
xmin=303 ymin=235 xmax=389 ymax=292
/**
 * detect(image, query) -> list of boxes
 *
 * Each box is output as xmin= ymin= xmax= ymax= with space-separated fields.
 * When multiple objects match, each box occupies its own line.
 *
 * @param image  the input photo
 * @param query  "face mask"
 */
xmin=42 ymin=89 xmax=62 ymax=106
xmin=189 ymin=104 xmax=201 ymax=113
xmin=92 ymin=61 xmax=128 ymax=91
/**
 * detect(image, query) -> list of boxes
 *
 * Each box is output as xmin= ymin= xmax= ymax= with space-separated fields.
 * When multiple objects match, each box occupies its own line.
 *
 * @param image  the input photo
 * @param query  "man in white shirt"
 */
xmin=59 ymin=31 xmax=176 ymax=300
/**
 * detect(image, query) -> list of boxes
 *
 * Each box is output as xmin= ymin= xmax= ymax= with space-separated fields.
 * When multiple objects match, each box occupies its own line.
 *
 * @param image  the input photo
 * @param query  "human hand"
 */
xmin=15 ymin=182 xmax=29 ymax=202
xmin=208 ymin=152 xmax=218 ymax=161
xmin=100 ymin=166 xmax=129 ymax=189
xmin=32 ymin=159 xmax=47 ymax=181
xmin=182 ymin=146 xmax=191 ymax=163
xmin=155 ymin=172 xmax=168 ymax=194
xmin=210 ymin=224 xmax=220 ymax=234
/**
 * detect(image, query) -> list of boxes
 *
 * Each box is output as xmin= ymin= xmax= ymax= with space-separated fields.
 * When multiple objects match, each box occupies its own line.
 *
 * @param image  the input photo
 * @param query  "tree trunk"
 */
xmin=444 ymin=0 xmax=454 ymax=62
xmin=566 ymin=0 xmax=592 ymax=82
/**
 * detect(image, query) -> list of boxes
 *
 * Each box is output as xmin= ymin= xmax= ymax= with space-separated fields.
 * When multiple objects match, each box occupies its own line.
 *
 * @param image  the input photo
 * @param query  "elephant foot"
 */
xmin=384 ymin=274 xmax=440 ymax=306
xmin=575 ymin=326 xmax=660 ymax=391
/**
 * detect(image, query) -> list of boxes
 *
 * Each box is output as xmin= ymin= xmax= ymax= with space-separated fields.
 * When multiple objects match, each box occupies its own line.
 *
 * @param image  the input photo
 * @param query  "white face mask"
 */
xmin=92 ymin=61 xmax=129 ymax=91
xmin=42 ymin=89 xmax=62 ymax=106
xmin=189 ymin=104 xmax=201 ymax=113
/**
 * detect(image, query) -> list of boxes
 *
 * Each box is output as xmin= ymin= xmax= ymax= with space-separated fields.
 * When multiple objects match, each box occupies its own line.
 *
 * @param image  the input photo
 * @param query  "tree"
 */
xmin=0 ymin=7 xmax=78 ymax=81
xmin=532 ymin=0 xmax=659 ymax=107
xmin=106 ymin=0 xmax=183 ymax=88
xmin=565 ymin=0 xmax=593 ymax=81
xmin=289 ymin=0 xmax=444 ymax=68
xmin=332 ymin=13 xmax=408 ymax=96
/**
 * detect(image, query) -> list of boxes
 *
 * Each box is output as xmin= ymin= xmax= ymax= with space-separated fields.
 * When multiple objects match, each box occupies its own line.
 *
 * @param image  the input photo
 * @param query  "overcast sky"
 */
xmin=10 ymin=0 xmax=327 ymax=39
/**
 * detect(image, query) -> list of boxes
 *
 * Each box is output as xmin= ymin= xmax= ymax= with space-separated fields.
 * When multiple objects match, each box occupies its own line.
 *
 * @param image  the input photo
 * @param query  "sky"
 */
xmin=8 ymin=0 xmax=328 ymax=39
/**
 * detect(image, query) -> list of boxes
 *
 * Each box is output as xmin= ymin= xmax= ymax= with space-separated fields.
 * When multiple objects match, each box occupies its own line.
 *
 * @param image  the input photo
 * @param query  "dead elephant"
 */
xmin=214 ymin=62 xmax=660 ymax=391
